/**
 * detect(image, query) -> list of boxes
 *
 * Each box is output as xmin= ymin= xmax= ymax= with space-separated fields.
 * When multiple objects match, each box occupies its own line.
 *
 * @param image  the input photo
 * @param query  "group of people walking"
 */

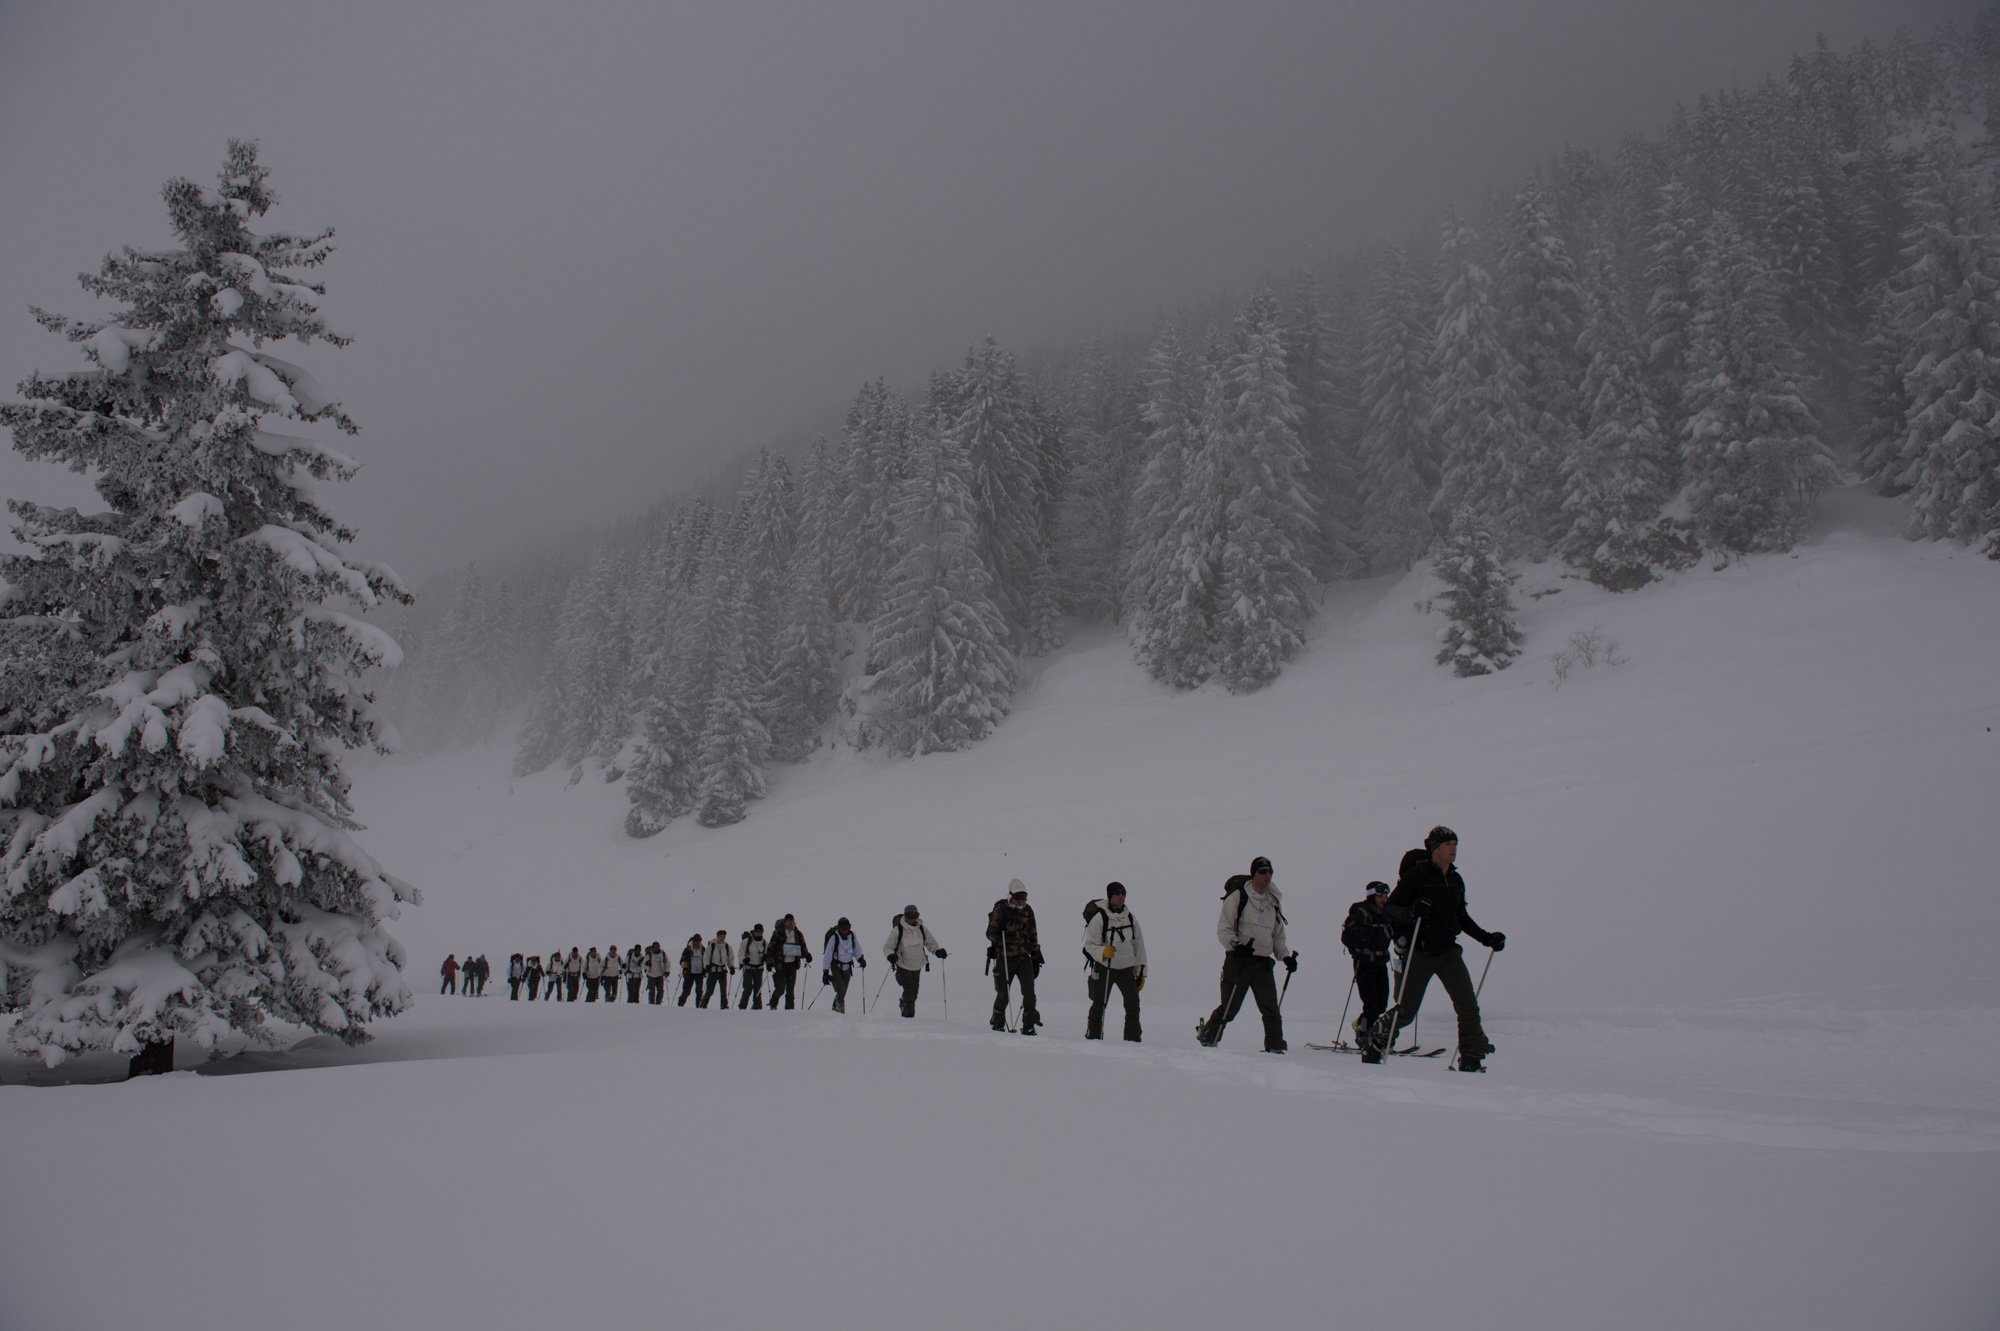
xmin=433 ymin=825 xmax=1506 ymax=1070
xmin=436 ymin=953 xmax=491 ymax=995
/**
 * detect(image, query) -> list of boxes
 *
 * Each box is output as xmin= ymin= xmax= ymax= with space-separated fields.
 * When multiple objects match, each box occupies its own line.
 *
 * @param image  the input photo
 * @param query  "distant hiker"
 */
xmin=1342 ymin=882 xmax=1396 ymax=1062
xmin=644 ymin=941 xmax=669 ymax=1005
xmin=985 ymin=880 xmax=1043 ymax=1034
xmin=821 ymin=917 xmax=866 ymax=1013
xmin=1082 ymin=882 xmax=1147 ymax=1042
xmin=583 ymin=946 xmax=605 ymax=1002
xmin=678 ymin=934 xmax=706 ymax=1006
xmin=439 ymin=953 xmax=459 ymax=995
xmin=738 ymin=924 xmax=769 ymax=1009
xmin=621 ymin=945 xmax=641 ymax=1004
xmin=508 ymin=952 xmax=526 ymax=1001
xmin=1381 ymin=826 xmax=1506 ymax=1072
xmin=1197 ymin=856 xmax=1296 ymax=1053
xmin=884 ymin=905 xmax=947 ymax=1019
xmin=524 ymin=954 xmax=544 ymax=1002
xmin=476 ymin=954 xmax=493 ymax=996
xmin=703 ymin=930 xmax=735 ymax=1008
xmin=548 ymin=945 xmax=568 ymax=1001
xmin=564 ymin=946 xmax=583 ymax=1001
xmin=768 ymin=914 xmax=812 ymax=1009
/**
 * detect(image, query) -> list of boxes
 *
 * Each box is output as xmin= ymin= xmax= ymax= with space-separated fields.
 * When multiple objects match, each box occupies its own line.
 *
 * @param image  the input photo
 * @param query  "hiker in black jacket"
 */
xmin=985 ymin=880 xmax=1043 ymax=1034
xmin=1341 ymin=882 xmax=1395 ymax=1062
xmin=1381 ymin=826 xmax=1506 ymax=1072
xmin=768 ymin=914 xmax=812 ymax=1009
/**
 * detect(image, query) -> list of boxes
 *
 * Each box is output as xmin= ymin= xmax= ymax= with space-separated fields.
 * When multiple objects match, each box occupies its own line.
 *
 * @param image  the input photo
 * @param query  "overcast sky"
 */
xmin=0 ymin=0 xmax=1979 ymax=579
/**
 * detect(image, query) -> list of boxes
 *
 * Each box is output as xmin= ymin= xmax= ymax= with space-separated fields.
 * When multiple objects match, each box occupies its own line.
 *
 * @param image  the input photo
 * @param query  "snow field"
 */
xmin=4 ymin=489 xmax=1998 ymax=1329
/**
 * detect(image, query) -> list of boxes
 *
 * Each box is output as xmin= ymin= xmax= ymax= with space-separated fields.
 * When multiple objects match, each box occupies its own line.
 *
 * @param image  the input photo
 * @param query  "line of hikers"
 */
xmin=434 ymin=826 xmax=1506 ymax=1068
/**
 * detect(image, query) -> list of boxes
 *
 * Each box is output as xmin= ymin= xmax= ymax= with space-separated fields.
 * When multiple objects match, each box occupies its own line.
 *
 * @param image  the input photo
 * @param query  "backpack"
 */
xmin=1220 ymin=873 xmax=1286 ymax=933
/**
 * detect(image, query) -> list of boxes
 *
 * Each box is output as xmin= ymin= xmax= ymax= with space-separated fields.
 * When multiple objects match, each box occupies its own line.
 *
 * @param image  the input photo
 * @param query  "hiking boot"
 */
xmin=1020 ymin=1025 xmax=1036 ymax=1036
xmin=990 ymin=1018 xmax=1008 ymax=1032
xmin=1264 ymin=1043 xmax=1288 ymax=1055
xmin=1361 ymin=1048 xmax=1383 ymax=1065
xmin=1456 ymin=1053 xmax=1484 ymax=1072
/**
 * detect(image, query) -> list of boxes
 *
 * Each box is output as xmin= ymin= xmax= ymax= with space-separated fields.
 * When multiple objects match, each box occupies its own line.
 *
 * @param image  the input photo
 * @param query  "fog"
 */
xmin=0 ymin=0 xmax=1978 ymax=578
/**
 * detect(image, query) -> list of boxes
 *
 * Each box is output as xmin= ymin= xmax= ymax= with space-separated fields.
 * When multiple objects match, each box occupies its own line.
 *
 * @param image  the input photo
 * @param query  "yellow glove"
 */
xmin=1101 ymin=945 xmax=1116 ymax=961
xmin=1136 ymin=974 xmax=1146 ymax=991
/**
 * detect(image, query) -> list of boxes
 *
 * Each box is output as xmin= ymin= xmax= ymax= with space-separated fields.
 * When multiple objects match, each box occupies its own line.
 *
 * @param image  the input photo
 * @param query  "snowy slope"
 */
xmin=3 ymin=485 xmax=1997 ymax=1330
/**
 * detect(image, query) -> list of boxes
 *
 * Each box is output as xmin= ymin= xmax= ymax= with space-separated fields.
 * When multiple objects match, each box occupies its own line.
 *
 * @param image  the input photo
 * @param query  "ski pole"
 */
xmin=1474 ymin=945 xmax=1495 ymax=998
xmin=873 ymin=963 xmax=894 ymax=1013
xmin=1381 ymin=919 xmax=1422 ymax=1051
xmin=1334 ymin=975 xmax=1356 ymax=1049
xmin=1278 ymin=964 xmax=1293 ymax=1011
xmin=942 ymin=957 xmax=949 ymax=1021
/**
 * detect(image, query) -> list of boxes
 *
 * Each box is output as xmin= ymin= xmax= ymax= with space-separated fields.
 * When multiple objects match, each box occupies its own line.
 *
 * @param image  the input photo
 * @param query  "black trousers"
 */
xmin=647 ymin=975 xmax=666 ymax=1004
xmin=1087 ymin=964 xmax=1141 ymax=1041
xmin=700 ymin=970 xmax=728 ymax=1008
xmin=526 ymin=975 xmax=541 ymax=1001
xmin=771 ymin=965 xmax=801 ymax=1009
xmin=678 ymin=973 xmax=699 ymax=1006
xmin=1355 ymin=960 xmax=1389 ymax=1038
xmin=739 ymin=966 xmax=765 ymax=1008
xmin=896 ymin=965 xmax=922 ymax=1017
xmin=1200 ymin=952 xmax=1284 ymax=1050
xmin=440 ymin=975 xmax=455 ymax=994
xmin=991 ymin=955 xmax=1039 ymax=1029
xmin=626 ymin=975 xmax=641 ymax=1003
xmin=829 ymin=965 xmax=854 ymax=1011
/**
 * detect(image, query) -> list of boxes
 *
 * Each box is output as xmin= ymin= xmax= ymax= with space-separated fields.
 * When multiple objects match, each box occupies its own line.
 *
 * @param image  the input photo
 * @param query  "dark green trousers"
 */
xmin=1386 ymin=943 xmax=1491 ymax=1057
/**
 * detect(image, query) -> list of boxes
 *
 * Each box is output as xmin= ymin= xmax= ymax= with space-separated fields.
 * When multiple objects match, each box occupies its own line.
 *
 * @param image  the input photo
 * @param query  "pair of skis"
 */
xmin=1304 ymin=1041 xmax=1446 ymax=1058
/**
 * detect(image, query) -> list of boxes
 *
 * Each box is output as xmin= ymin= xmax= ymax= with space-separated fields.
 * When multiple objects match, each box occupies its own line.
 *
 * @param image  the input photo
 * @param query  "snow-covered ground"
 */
xmin=5 ymin=486 xmax=1998 ymax=1330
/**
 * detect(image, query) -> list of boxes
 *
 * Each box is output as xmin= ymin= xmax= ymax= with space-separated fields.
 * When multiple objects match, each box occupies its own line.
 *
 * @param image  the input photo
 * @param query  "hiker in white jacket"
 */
xmin=1196 ymin=856 xmax=1297 ymax=1053
xmin=821 ymin=917 xmax=867 ymax=1013
xmin=703 ymin=931 xmax=734 ymax=1009
xmin=1082 ymin=882 xmax=1148 ymax=1042
xmin=883 ymin=905 xmax=947 ymax=1018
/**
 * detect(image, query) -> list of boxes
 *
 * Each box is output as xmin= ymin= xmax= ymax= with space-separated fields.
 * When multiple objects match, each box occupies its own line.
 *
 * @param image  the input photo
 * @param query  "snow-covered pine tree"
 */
xmin=1429 ymin=206 xmax=1538 ymax=557
xmin=1560 ymin=248 xmax=1677 ymax=588
xmin=1281 ymin=271 xmax=1363 ymax=578
xmin=1124 ymin=326 xmax=1223 ymax=688
xmin=1050 ymin=339 xmax=1143 ymax=624
xmin=831 ymin=380 xmax=907 ymax=625
xmin=1432 ymin=509 xmax=1523 ymax=677
xmin=1497 ymin=179 xmax=1590 ymax=556
xmin=948 ymin=336 xmax=1046 ymax=642
xmin=693 ymin=525 xmax=769 ymax=827
xmin=1213 ymin=290 xmax=1319 ymax=692
xmin=1356 ymin=243 xmax=1438 ymax=572
xmin=623 ymin=692 xmax=700 ymax=837
xmin=868 ymin=413 xmax=1017 ymax=755
xmin=1881 ymin=133 xmax=2000 ymax=550
xmin=0 ymin=142 xmax=415 ymax=1072
xmin=1680 ymin=211 xmax=1837 ymax=553
xmin=1642 ymin=179 xmax=1706 ymax=440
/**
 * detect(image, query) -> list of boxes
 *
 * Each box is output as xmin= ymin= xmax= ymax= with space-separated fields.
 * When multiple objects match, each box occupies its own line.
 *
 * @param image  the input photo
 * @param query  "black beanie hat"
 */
xmin=1106 ymin=881 xmax=1127 ymax=897
xmin=1425 ymin=825 xmax=1459 ymax=852
xmin=1366 ymin=880 xmax=1389 ymax=896
xmin=1250 ymin=856 xmax=1273 ymax=875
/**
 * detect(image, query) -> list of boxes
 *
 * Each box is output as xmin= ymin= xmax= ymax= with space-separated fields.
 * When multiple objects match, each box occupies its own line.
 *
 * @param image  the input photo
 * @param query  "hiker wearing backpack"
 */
xmin=703 ymin=930 xmax=735 ymax=1008
xmin=624 ymin=945 xmax=644 ymax=1003
xmin=583 ymin=947 xmax=605 ymax=1002
xmin=1082 ymin=881 xmax=1147 ymax=1042
xmin=507 ymin=953 xmax=526 ymax=1000
xmin=600 ymin=945 xmax=624 ymax=1007
xmin=644 ymin=941 xmax=669 ymax=1004
xmin=1196 ymin=856 xmax=1297 ymax=1053
xmin=439 ymin=953 xmax=458 ymax=995
xmin=524 ymin=954 xmax=544 ymax=1002
xmin=738 ymin=923 xmax=769 ymax=1009
xmin=769 ymin=914 xmax=812 ymax=1009
xmin=677 ymin=934 xmax=706 ymax=1007
xmin=1341 ymin=882 xmax=1395 ymax=1062
xmin=821 ymin=917 xmax=866 ymax=1013
xmin=985 ymin=880 xmax=1044 ymax=1034
xmin=563 ymin=946 xmax=584 ymax=1001
xmin=1380 ymin=826 xmax=1506 ymax=1072
xmin=884 ymin=905 xmax=947 ymax=1018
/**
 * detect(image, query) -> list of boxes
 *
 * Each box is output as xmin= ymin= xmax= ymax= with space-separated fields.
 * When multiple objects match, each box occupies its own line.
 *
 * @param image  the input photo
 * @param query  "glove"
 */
xmin=858 ymin=956 xmax=866 ymax=968
xmin=1489 ymin=932 xmax=1506 ymax=952
xmin=934 ymin=949 xmax=948 ymax=959
xmin=1101 ymin=945 xmax=1117 ymax=961
xmin=1033 ymin=949 xmax=1044 ymax=966
xmin=1136 ymin=974 xmax=1146 ymax=991
xmin=1283 ymin=954 xmax=1298 ymax=974
xmin=820 ymin=972 xmax=831 ymax=986
xmin=1231 ymin=942 xmax=1255 ymax=958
